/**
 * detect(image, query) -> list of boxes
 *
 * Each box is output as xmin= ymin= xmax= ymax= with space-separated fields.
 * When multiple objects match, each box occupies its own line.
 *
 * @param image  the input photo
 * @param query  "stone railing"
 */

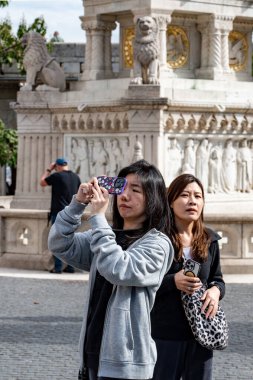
xmin=0 ymin=206 xmax=252 ymax=273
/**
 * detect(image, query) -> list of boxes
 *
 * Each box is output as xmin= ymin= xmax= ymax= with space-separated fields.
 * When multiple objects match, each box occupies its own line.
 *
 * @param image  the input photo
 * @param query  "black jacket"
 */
xmin=151 ymin=228 xmax=225 ymax=341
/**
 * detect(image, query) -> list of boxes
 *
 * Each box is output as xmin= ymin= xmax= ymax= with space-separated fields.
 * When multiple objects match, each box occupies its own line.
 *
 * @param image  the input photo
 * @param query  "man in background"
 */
xmin=50 ymin=31 xmax=64 ymax=42
xmin=40 ymin=157 xmax=81 ymax=273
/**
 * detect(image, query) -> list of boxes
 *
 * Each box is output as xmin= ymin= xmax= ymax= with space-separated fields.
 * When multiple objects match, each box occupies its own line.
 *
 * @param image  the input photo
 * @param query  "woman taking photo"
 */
xmin=151 ymin=173 xmax=225 ymax=380
xmin=48 ymin=160 xmax=174 ymax=380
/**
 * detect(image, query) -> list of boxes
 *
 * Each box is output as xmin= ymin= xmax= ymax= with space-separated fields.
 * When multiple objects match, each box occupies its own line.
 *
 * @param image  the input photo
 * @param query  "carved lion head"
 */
xmin=22 ymin=31 xmax=49 ymax=65
xmin=135 ymin=16 xmax=158 ymax=41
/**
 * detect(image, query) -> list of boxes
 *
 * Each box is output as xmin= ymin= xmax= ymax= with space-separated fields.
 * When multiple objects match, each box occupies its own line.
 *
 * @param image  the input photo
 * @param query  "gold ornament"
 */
xmin=229 ymin=30 xmax=248 ymax=72
xmin=167 ymin=26 xmax=189 ymax=68
xmin=123 ymin=27 xmax=135 ymax=68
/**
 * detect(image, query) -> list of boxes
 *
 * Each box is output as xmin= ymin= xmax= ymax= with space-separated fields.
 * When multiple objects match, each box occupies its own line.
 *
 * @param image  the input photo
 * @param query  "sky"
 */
xmin=0 ymin=0 xmax=87 ymax=42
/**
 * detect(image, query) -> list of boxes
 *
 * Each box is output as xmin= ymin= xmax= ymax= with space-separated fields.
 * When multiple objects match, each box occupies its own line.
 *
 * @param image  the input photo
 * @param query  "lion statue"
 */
xmin=21 ymin=31 xmax=66 ymax=92
xmin=130 ymin=16 xmax=160 ymax=85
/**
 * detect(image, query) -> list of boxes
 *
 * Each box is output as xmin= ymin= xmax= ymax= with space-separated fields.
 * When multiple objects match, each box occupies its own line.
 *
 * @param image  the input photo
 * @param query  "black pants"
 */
xmin=152 ymin=338 xmax=213 ymax=380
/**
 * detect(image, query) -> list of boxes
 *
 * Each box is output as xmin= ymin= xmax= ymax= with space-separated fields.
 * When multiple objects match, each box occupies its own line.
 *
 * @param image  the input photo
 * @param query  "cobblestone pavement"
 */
xmin=0 ymin=275 xmax=252 ymax=380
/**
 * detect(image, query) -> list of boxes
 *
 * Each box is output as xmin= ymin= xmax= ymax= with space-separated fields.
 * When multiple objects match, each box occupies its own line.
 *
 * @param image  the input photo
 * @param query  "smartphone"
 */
xmin=183 ymin=259 xmax=201 ymax=277
xmin=97 ymin=176 xmax=127 ymax=195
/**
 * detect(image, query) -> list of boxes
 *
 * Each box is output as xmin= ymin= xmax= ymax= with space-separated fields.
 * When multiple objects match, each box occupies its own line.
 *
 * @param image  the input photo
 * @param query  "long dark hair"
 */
xmin=167 ymin=173 xmax=210 ymax=262
xmin=112 ymin=160 xmax=171 ymax=236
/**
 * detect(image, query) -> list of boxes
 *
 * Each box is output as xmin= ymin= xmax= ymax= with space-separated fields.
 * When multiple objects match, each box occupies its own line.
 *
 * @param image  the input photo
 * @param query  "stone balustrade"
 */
xmin=0 ymin=206 xmax=252 ymax=273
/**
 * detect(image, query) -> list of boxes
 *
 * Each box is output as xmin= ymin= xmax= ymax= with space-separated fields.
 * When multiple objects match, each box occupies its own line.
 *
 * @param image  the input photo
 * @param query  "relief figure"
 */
xmin=222 ymin=139 xmax=237 ymax=192
xmin=237 ymin=138 xmax=252 ymax=192
xmin=208 ymin=147 xmax=222 ymax=193
xmin=91 ymin=139 xmax=109 ymax=176
xmin=182 ymin=139 xmax=195 ymax=175
xmin=108 ymin=138 xmax=123 ymax=176
xmin=195 ymin=138 xmax=211 ymax=191
xmin=167 ymin=138 xmax=182 ymax=185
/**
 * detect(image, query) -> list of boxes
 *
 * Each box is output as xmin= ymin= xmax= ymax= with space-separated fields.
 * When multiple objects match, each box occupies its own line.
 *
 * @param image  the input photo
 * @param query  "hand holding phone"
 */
xmin=183 ymin=259 xmax=201 ymax=277
xmin=97 ymin=176 xmax=127 ymax=195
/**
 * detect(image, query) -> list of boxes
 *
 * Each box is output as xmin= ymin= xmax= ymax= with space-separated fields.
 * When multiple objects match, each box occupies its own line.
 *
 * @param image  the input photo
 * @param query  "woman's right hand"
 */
xmin=89 ymin=177 xmax=110 ymax=216
xmin=174 ymin=269 xmax=202 ymax=295
xmin=76 ymin=180 xmax=94 ymax=204
xmin=76 ymin=178 xmax=110 ymax=216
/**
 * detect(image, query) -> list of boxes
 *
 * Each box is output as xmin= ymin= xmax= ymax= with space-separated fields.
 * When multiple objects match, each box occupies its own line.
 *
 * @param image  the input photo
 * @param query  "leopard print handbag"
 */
xmin=181 ymin=284 xmax=229 ymax=350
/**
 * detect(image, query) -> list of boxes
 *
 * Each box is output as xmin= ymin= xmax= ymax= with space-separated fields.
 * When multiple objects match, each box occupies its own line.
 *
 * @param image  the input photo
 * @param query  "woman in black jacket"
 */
xmin=151 ymin=173 xmax=225 ymax=380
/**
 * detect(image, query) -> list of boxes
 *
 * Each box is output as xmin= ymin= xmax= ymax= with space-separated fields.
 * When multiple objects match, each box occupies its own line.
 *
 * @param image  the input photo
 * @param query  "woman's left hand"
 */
xmin=200 ymin=285 xmax=220 ymax=319
xmin=89 ymin=177 xmax=110 ymax=217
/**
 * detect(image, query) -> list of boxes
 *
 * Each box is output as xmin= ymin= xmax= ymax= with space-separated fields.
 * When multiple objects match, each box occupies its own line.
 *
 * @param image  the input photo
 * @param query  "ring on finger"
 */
xmin=188 ymin=286 xmax=191 ymax=291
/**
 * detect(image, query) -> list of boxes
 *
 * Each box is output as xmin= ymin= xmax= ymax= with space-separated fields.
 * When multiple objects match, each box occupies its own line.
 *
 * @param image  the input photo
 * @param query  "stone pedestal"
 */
xmin=1 ymin=0 xmax=253 ymax=272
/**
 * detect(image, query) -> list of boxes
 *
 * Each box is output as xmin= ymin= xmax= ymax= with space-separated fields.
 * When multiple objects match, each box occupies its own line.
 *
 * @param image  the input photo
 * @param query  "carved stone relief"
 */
xmin=64 ymin=135 xmax=130 ymax=181
xmin=164 ymin=135 xmax=253 ymax=193
xmin=237 ymin=138 xmax=252 ymax=192
xmin=222 ymin=138 xmax=237 ymax=192
xmin=166 ymin=138 xmax=182 ymax=184
xmin=213 ymin=225 xmax=241 ymax=258
xmin=195 ymin=138 xmax=211 ymax=190
xmin=182 ymin=138 xmax=195 ymax=174
xmin=132 ymin=141 xmax=143 ymax=162
xmin=165 ymin=112 xmax=253 ymax=135
xmin=52 ymin=112 xmax=129 ymax=132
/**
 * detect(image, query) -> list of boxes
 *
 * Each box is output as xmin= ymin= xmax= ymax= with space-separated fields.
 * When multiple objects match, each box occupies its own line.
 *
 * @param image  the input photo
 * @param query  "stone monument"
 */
xmin=1 ymin=0 xmax=253 ymax=272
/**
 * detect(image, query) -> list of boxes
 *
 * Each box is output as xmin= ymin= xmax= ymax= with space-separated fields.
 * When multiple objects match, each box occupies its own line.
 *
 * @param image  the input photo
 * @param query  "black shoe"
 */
xmin=63 ymin=267 xmax=75 ymax=273
xmin=50 ymin=269 xmax=62 ymax=274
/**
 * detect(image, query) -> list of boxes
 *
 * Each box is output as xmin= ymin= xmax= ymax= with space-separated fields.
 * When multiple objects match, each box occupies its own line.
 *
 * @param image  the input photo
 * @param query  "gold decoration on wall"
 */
xmin=229 ymin=31 xmax=248 ymax=72
xmin=167 ymin=26 xmax=189 ymax=68
xmin=123 ymin=27 xmax=135 ymax=68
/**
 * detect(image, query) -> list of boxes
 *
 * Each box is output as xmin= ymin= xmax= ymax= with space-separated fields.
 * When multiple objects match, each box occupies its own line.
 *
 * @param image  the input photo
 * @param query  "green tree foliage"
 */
xmin=0 ymin=119 xmax=18 ymax=167
xmin=0 ymin=2 xmax=48 ymax=74
xmin=0 ymin=1 xmax=9 ymax=8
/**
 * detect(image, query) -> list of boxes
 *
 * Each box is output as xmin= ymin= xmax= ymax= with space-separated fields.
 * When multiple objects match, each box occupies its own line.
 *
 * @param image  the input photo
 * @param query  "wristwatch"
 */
xmin=46 ymin=168 xmax=51 ymax=173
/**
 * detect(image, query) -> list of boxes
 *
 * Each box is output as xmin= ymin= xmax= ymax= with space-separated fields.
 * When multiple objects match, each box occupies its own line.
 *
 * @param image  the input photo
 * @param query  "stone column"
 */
xmin=221 ymin=20 xmax=233 ymax=73
xmin=196 ymin=15 xmax=212 ymax=78
xmin=81 ymin=17 xmax=92 ymax=78
xmin=90 ymin=23 xmax=105 ymax=79
xmin=156 ymin=15 xmax=171 ymax=67
xmin=198 ymin=23 xmax=209 ymax=69
xmin=81 ymin=18 xmax=107 ymax=80
xmin=210 ymin=25 xmax=222 ymax=71
xmin=104 ymin=21 xmax=117 ymax=78
xmin=196 ymin=15 xmax=233 ymax=80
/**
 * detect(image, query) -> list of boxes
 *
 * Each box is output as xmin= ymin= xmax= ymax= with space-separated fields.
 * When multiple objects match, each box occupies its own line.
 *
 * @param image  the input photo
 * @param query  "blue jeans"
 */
xmin=50 ymin=213 xmax=75 ymax=273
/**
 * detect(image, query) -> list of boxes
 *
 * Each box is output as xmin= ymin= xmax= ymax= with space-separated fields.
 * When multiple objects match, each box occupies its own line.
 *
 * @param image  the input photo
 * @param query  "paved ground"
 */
xmin=0 ymin=269 xmax=252 ymax=380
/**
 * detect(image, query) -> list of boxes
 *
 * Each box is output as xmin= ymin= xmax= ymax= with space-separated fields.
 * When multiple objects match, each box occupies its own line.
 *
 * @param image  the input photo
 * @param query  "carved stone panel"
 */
xmin=64 ymin=135 xmax=130 ymax=181
xmin=243 ymin=224 xmax=253 ymax=258
xmin=4 ymin=218 xmax=48 ymax=255
xmin=163 ymin=133 xmax=253 ymax=193
xmin=207 ymin=223 xmax=241 ymax=258
xmin=52 ymin=112 xmax=129 ymax=132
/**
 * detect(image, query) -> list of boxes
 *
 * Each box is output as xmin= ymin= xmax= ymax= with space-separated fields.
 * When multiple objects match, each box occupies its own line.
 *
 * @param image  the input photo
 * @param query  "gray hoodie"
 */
xmin=48 ymin=196 xmax=174 ymax=379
